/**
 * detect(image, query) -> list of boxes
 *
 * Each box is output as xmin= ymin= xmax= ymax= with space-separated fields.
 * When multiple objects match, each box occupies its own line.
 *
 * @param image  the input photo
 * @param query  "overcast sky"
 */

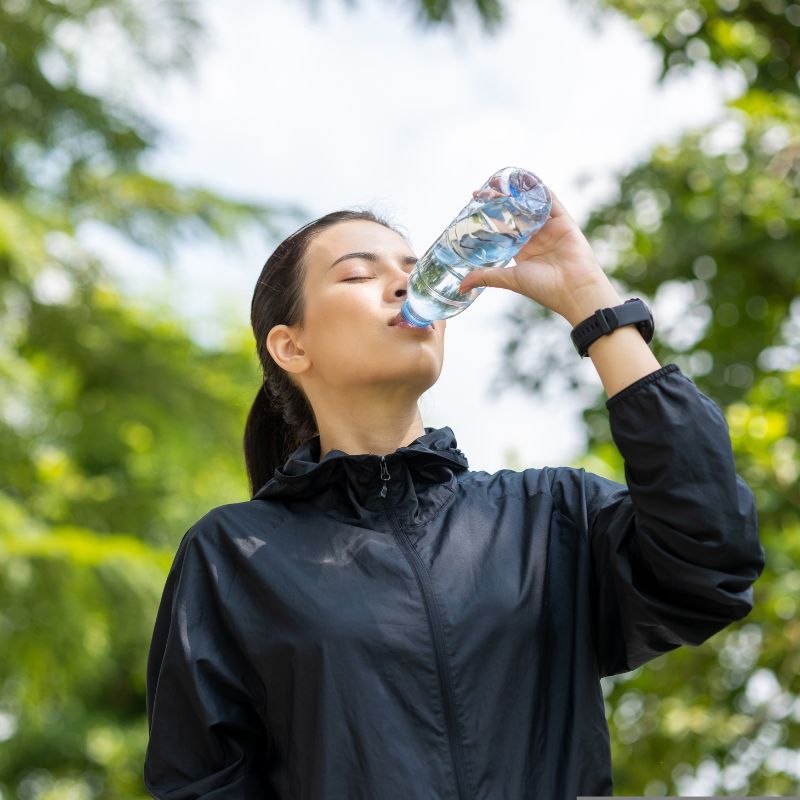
xmin=78 ymin=0 xmax=738 ymax=475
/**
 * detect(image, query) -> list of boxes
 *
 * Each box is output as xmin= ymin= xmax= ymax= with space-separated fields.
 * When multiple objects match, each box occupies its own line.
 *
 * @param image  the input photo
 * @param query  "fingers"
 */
xmin=547 ymin=187 xmax=573 ymax=221
xmin=459 ymin=266 xmax=509 ymax=293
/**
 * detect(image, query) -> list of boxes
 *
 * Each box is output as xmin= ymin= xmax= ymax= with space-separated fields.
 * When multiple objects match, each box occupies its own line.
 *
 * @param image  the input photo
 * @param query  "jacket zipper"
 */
xmin=378 ymin=455 xmax=471 ymax=800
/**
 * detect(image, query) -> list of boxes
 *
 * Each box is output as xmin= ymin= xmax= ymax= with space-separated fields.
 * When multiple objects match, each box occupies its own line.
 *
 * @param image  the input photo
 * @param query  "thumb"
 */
xmin=459 ymin=267 xmax=512 ymax=293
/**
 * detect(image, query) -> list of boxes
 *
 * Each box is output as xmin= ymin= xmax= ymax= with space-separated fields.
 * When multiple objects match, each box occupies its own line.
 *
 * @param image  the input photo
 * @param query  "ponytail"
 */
xmin=243 ymin=384 xmax=286 ymax=498
xmin=243 ymin=381 xmax=316 ymax=499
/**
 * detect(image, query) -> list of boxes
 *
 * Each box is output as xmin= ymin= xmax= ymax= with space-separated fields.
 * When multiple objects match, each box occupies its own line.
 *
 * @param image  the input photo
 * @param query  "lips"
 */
xmin=388 ymin=311 xmax=434 ymax=330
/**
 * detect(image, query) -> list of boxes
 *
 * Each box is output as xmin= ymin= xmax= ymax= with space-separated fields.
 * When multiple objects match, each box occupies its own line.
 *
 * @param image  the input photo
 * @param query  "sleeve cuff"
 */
xmin=605 ymin=363 xmax=682 ymax=410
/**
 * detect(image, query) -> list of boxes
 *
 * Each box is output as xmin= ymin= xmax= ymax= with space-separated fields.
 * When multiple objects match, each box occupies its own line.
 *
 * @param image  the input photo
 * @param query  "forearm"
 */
xmin=562 ymin=275 xmax=662 ymax=400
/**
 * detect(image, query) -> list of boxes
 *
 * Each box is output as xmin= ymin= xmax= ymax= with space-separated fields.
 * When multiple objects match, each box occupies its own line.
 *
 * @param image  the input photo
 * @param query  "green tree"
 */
xmin=0 ymin=0 xmax=307 ymax=795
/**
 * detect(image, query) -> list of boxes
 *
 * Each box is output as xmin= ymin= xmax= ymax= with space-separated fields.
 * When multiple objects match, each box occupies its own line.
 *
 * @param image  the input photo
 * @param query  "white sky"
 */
xmin=78 ymin=0 xmax=738 ymax=475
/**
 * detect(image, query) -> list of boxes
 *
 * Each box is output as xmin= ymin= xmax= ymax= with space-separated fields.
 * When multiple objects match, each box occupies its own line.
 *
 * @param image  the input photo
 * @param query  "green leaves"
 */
xmin=573 ymin=0 xmax=800 ymax=95
xmin=0 ymin=0 xmax=301 ymax=794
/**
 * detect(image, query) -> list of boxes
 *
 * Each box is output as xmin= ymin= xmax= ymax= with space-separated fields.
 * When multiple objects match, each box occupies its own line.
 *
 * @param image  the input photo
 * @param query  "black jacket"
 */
xmin=144 ymin=363 xmax=765 ymax=799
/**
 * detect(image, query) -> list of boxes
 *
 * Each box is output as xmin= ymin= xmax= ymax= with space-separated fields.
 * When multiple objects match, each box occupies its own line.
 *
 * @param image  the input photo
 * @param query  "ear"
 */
xmin=266 ymin=324 xmax=310 ymax=377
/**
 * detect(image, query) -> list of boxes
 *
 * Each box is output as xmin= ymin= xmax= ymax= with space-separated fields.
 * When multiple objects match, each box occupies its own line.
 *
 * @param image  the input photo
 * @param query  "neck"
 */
xmin=317 ymin=411 xmax=427 ymax=461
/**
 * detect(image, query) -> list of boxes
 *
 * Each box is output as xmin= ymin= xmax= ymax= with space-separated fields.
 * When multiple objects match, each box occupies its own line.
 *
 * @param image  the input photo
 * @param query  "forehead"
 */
xmin=306 ymin=219 xmax=412 ymax=270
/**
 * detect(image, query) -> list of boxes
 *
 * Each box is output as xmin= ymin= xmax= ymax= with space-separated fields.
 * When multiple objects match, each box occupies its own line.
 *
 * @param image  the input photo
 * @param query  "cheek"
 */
xmin=303 ymin=305 xmax=385 ymax=376
xmin=321 ymin=329 xmax=380 ymax=362
xmin=309 ymin=286 xmax=376 ymax=323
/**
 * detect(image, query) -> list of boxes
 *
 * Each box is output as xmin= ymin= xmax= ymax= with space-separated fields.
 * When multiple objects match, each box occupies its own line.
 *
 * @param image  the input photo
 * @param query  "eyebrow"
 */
xmin=327 ymin=252 xmax=418 ymax=271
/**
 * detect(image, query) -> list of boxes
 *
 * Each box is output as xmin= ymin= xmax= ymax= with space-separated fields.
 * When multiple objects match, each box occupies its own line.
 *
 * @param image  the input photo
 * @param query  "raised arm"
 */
xmin=556 ymin=363 xmax=765 ymax=677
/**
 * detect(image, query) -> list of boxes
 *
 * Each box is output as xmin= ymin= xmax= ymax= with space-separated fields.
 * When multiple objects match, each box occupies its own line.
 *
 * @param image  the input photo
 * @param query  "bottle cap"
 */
xmin=400 ymin=300 xmax=433 ymax=328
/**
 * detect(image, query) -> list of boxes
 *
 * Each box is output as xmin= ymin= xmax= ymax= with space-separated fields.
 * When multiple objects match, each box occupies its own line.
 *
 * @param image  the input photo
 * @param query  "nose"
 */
xmin=390 ymin=268 xmax=410 ymax=297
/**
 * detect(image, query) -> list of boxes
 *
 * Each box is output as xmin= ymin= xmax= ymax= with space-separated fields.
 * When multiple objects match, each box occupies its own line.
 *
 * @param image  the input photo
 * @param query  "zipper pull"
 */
xmin=379 ymin=455 xmax=390 ymax=499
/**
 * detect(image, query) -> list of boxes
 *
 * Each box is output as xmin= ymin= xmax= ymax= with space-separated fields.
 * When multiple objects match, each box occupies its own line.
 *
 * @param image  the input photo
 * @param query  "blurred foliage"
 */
xmin=409 ymin=0 xmax=505 ymax=32
xmin=321 ymin=0 xmax=506 ymax=33
xmin=1 ymin=0 xmax=798 ymax=796
xmin=0 ymin=0 xmax=307 ymax=796
xmin=492 ymin=0 xmax=800 ymax=793
xmin=580 ymin=0 xmax=800 ymax=95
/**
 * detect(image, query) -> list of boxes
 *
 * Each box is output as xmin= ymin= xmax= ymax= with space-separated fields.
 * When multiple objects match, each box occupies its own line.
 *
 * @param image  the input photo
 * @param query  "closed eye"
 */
xmin=341 ymin=277 xmax=372 ymax=282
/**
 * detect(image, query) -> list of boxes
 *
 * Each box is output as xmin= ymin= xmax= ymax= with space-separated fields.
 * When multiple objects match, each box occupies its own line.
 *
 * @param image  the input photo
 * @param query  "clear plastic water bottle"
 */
xmin=399 ymin=166 xmax=552 ymax=327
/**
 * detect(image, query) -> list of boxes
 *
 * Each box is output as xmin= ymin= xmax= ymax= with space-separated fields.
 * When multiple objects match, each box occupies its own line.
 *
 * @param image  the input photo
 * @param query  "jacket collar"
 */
xmin=253 ymin=425 xmax=469 ymax=505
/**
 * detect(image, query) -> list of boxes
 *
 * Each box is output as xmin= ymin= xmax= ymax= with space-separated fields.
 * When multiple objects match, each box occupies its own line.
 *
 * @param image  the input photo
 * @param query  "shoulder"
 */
xmin=198 ymin=497 xmax=293 ymax=534
xmin=173 ymin=498 xmax=294 ymax=573
xmin=457 ymin=464 xmax=558 ymax=500
xmin=459 ymin=464 xmax=617 ymax=524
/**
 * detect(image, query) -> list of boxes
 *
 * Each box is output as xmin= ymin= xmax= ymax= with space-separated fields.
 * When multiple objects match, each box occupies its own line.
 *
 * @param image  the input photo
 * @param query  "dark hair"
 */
xmin=244 ymin=208 xmax=410 ymax=498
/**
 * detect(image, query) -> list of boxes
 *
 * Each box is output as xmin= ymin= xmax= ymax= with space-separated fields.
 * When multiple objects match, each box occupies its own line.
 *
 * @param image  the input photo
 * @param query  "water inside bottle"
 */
xmin=400 ymin=167 xmax=552 ymax=327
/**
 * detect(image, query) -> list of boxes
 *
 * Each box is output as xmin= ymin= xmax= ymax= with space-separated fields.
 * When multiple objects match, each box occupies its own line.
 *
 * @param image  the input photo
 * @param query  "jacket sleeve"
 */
xmin=144 ymin=515 xmax=275 ymax=799
xmin=567 ymin=363 xmax=765 ymax=678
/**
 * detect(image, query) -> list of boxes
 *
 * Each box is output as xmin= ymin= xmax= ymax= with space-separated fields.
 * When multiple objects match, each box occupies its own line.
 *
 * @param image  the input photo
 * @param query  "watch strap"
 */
xmin=570 ymin=298 xmax=654 ymax=358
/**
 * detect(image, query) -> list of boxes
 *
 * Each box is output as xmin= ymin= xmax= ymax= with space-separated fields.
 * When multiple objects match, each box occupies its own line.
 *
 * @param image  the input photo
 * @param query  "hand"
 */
xmin=458 ymin=187 xmax=612 ymax=321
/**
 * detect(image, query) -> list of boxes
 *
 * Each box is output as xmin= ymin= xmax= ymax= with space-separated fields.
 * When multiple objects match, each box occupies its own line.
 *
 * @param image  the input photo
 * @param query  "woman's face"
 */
xmin=270 ymin=219 xmax=446 ymax=400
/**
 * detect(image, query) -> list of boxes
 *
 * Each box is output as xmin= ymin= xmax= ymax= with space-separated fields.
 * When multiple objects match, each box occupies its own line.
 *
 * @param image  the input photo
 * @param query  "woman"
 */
xmin=143 ymin=191 xmax=765 ymax=798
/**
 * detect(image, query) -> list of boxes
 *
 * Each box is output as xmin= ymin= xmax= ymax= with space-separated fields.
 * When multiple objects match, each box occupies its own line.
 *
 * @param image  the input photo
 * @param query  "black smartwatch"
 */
xmin=570 ymin=297 xmax=654 ymax=358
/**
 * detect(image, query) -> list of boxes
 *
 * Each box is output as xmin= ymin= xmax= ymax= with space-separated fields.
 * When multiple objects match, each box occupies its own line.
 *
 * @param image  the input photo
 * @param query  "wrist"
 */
xmin=562 ymin=277 xmax=624 ymax=328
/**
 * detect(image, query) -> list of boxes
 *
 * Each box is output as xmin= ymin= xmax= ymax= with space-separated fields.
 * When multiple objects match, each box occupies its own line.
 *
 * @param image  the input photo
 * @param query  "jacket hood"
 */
xmin=252 ymin=426 xmax=470 ymax=527
xmin=254 ymin=425 xmax=469 ymax=500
